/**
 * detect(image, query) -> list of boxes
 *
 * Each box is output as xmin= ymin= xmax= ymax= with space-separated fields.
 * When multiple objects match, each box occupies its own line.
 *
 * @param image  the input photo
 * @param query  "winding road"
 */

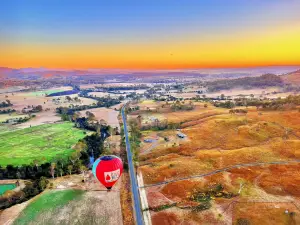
xmin=121 ymin=106 xmax=144 ymax=225
xmin=140 ymin=159 xmax=300 ymax=188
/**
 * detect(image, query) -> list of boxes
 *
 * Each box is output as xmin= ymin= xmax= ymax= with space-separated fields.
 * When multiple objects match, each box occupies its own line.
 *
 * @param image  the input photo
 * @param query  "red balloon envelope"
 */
xmin=94 ymin=155 xmax=123 ymax=190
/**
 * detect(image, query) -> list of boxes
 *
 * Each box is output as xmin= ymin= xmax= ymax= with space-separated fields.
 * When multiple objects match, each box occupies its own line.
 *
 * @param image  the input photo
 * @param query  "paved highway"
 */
xmin=141 ymin=159 xmax=300 ymax=188
xmin=121 ymin=106 xmax=144 ymax=225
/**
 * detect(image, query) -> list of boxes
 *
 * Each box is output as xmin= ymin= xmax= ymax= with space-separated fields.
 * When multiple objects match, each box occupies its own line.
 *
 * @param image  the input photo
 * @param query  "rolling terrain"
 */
xmin=129 ymin=99 xmax=300 ymax=224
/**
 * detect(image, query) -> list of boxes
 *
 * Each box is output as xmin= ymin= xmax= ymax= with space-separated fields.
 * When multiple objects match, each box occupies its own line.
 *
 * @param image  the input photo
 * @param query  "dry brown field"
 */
xmin=132 ymin=99 xmax=300 ymax=224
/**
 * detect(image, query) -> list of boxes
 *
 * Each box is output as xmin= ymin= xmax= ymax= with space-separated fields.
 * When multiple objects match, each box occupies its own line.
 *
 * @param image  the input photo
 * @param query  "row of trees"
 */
xmin=2 ymin=115 xmax=34 ymax=124
xmin=0 ymin=108 xmax=16 ymax=114
xmin=128 ymin=120 xmax=142 ymax=163
xmin=214 ymin=95 xmax=300 ymax=110
xmin=0 ymin=100 xmax=12 ymax=108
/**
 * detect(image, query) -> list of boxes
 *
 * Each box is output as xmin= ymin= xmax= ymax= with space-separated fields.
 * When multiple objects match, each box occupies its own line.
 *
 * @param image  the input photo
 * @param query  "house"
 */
xmin=177 ymin=133 xmax=186 ymax=138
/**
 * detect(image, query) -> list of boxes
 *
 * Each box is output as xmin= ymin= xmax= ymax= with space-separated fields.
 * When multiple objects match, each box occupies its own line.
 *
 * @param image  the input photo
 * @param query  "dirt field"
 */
xmin=80 ymin=107 xmax=120 ymax=129
xmin=0 ymin=92 xmax=96 ymax=112
xmin=0 ymin=88 xmax=98 ymax=128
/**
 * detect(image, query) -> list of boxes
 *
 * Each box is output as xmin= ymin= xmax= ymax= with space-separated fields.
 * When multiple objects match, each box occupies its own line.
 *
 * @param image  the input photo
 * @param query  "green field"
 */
xmin=0 ymin=183 xmax=16 ymax=195
xmin=13 ymin=190 xmax=84 ymax=225
xmin=24 ymin=89 xmax=68 ymax=97
xmin=0 ymin=122 xmax=86 ymax=166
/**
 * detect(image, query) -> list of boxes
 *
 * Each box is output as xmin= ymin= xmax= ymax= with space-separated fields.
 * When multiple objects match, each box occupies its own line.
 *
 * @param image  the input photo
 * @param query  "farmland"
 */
xmin=23 ymin=87 xmax=73 ymax=97
xmin=0 ymin=122 xmax=86 ymax=166
xmin=130 ymin=99 xmax=300 ymax=224
xmin=7 ymin=171 xmax=123 ymax=225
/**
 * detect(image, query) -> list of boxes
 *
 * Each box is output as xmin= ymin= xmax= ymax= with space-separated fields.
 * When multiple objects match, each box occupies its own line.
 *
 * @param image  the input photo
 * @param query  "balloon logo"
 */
xmin=92 ymin=155 xmax=123 ymax=190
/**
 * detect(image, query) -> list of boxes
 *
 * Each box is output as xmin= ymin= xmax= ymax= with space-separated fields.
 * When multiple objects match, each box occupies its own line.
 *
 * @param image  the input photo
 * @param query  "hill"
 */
xmin=206 ymin=73 xmax=283 ymax=92
xmin=282 ymin=70 xmax=300 ymax=85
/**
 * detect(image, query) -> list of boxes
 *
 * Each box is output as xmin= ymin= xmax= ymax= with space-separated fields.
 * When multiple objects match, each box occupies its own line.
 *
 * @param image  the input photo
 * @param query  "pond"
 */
xmin=0 ymin=183 xmax=16 ymax=195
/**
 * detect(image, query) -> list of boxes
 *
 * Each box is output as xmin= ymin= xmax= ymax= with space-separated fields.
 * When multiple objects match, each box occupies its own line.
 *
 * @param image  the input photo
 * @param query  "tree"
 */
xmin=50 ymin=163 xmax=56 ymax=179
xmin=65 ymin=96 xmax=72 ymax=102
xmin=35 ymin=105 xmax=43 ymax=112
xmin=58 ymin=168 xmax=63 ymax=177
xmin=33 ymin=159 xmax=39 ymax=171
xmin=100 ymin=119 xmax=107 ymax=126
xmin=80 ymin=165 xmax=88 ymax=182
xmin=67 ymin=165 xmax=73 ymax=175
xmin=236 ymin=218 xmax=250 ymax=225
xmin=72 ymin=112 xmax=81 ymax=121
xmin=38 ymin=177 xmax=49 ymax=191
xmin=69 ymin=151 xmax=82 ymax=166
xmin=86 ymin=111 xmax=96 ymax=121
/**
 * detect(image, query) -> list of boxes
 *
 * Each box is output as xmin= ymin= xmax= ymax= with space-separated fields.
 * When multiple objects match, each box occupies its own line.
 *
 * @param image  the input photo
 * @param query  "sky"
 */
xmin=1 ymin=0 xmax=300 ymax=69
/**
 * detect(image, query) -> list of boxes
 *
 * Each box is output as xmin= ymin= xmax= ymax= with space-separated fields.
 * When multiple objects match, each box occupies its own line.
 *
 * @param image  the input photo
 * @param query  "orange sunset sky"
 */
xmin=1 ymin=1 xmax=300 ymax=69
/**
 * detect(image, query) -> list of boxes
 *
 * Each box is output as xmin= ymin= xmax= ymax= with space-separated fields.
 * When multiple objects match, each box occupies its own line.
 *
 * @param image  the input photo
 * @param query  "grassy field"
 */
xmin=0 ymin=122 xmax=86 ymax=166
xmin=24 ymin=87 xmax=72 ymax=97
xmin=13 ymin=190 xmax=84 ymax=225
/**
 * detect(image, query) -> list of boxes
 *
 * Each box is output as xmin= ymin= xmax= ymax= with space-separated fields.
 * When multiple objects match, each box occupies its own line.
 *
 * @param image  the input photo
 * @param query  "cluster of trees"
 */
xmin=125 ymin=106 xmax=140 ymax=114
xmin=0 ymin=108 xmax=16 ymax=114
xmin=79 ymin=91 xmax=121 ymax=107
xmin=56 ymin=105 xmax=99 ymax=117
xmin=229 ymin=109 xmax=248 ymax=114
xmin=22 ymin=105 xmax=43 ymax=113
xmin=57 ymin=107 xmax=111 ymax=136
xmin=125 ymin=92 xmax=143 ymax=100
xmin=170 ymin=100 xmax=195 ymax=111
xmin=206 ymin=74 xmax=283 ymax=92
xmin=140 ymin=120 xmax=180 ymax=131
xmin=128 ymin=120 xmax=142 ymax=163
xmin=153 ymin=95 xmax=177 ymax=102
xmin=0 ymin=177 xmax=49 ymax=210
xmin=214 ymin=101 xmax=235 ymax=109
xmin=0 ymin=100 xmax=12 ymax=108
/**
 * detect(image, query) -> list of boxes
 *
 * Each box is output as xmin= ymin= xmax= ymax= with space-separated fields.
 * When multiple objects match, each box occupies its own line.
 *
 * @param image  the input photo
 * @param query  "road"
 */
xmin=121 ymin=106 xmax=144 ymax=225
xmin=140 ymin=159 xmax=300 ymax=188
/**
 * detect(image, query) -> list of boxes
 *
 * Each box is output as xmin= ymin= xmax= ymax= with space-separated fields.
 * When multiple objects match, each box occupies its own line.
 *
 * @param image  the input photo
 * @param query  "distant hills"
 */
xmin=0 ymin=66 xmax=299 ymax=82
xmin=282 ymin=70 xmax=300 ymax=85
xmin=206 ymin=74 xmax=283 ymax=92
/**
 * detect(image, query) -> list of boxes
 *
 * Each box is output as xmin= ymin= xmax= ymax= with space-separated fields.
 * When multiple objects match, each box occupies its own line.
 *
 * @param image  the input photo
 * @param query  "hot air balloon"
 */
xmin=93 ymin=155 xmax=123 ymax=190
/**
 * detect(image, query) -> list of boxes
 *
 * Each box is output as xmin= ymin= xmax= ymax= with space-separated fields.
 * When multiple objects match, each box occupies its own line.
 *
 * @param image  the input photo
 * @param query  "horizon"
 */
xmin=1 ymin=1 xmax=300 ymax=69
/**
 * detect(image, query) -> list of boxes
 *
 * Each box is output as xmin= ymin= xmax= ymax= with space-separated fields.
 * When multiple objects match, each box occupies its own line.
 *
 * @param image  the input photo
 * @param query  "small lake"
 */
xmin=0 ymin=183 xmax=16 ymax=195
